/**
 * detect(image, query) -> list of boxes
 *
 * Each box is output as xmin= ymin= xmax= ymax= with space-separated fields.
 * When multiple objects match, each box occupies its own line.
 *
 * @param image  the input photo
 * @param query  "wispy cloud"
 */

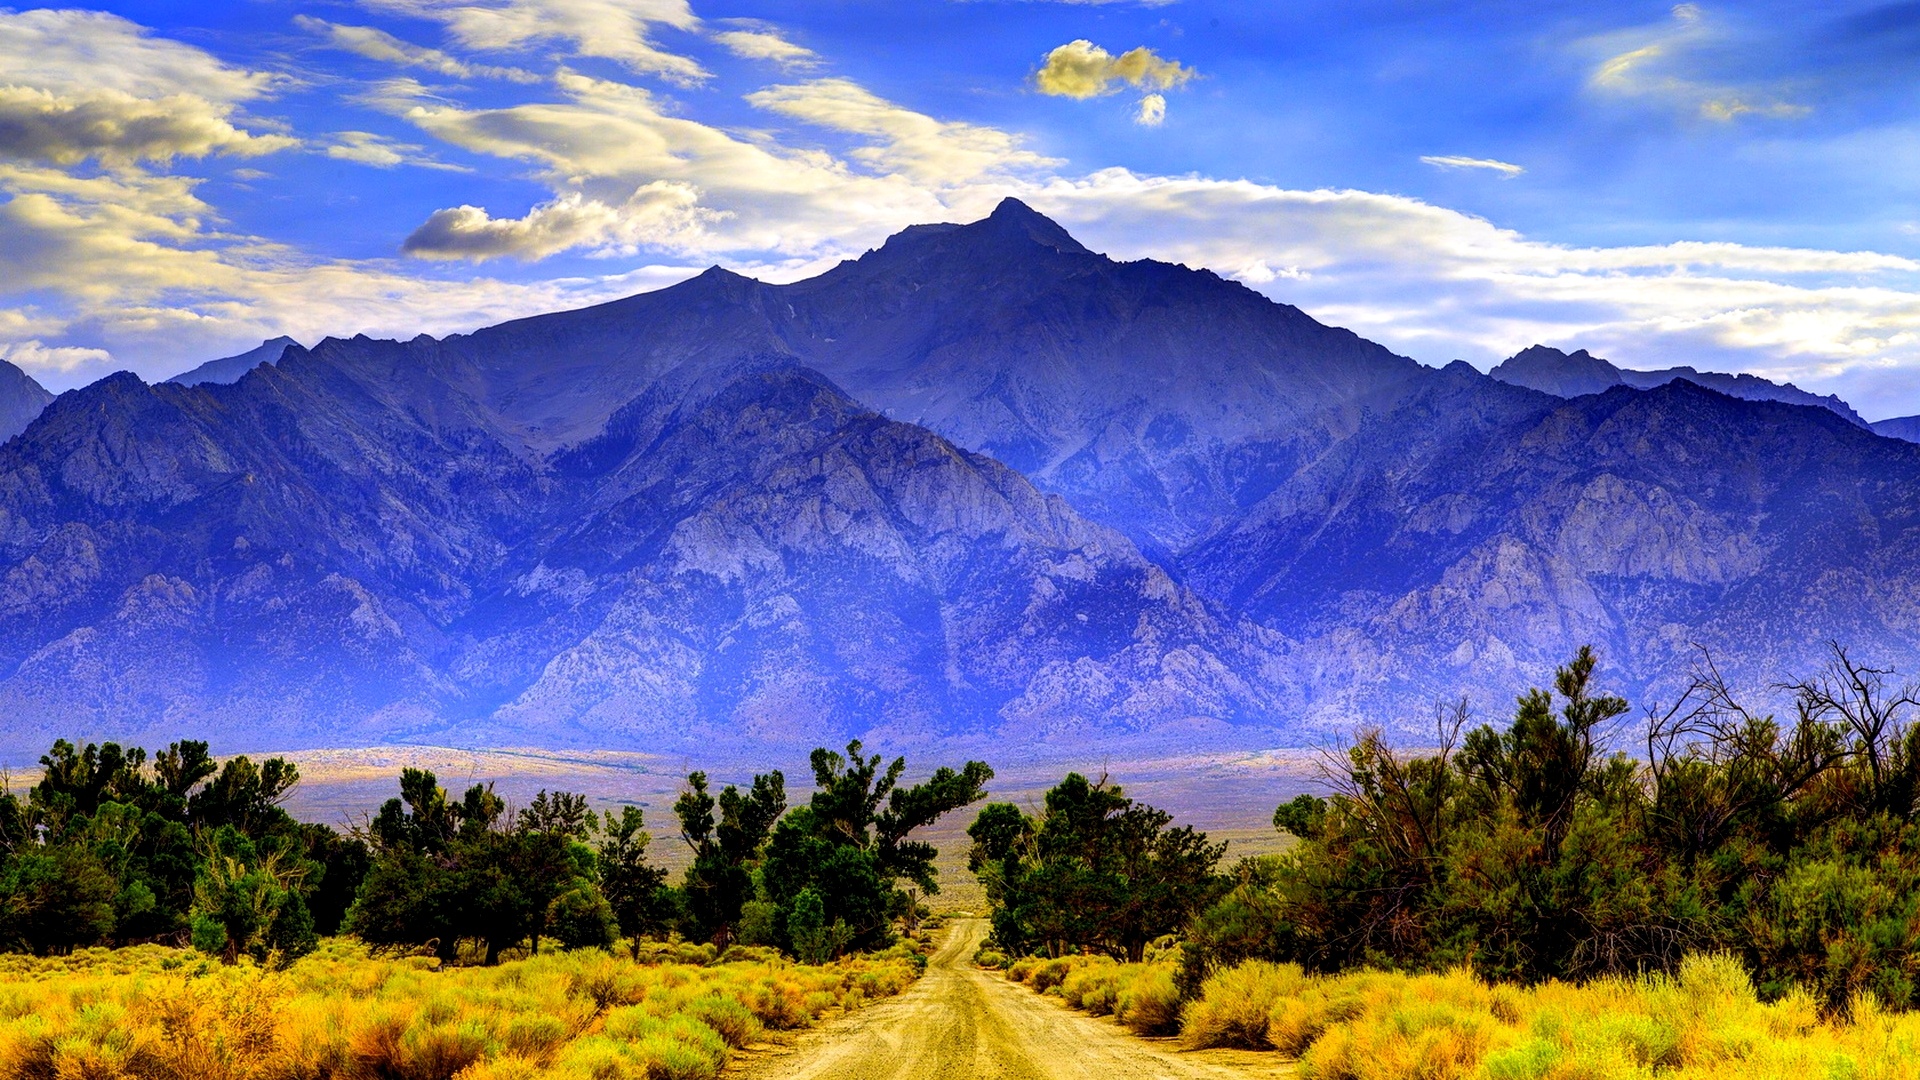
xmin=1588 ymin=3 xmax=1808 ymax=122
xmin=356 ymin=0 xmax=707 ymax=84
xmin=297 ymin=16 xmax=541 ymax=83
xmin=1135 ymin=93 xmax=1167 ymax=126
xmin=1420 ymin=155 xmax=1524 ymax=177
xmin=325 ymin=131 xmax=469 ymax=171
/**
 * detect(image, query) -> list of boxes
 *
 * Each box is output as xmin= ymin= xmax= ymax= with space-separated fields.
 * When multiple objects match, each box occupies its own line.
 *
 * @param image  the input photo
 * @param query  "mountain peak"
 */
xmin=979 ymin=197 xmax=1091 ymax=255
xmin=1490 ymin=344 xmax=1624 ymax=398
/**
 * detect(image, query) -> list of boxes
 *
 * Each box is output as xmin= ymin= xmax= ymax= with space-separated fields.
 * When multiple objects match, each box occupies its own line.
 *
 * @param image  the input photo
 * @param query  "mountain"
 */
xmin=0 ymin=360 xmax=51 ymax=444
xmin=167 ymin=337 xmax=300 ymax=387
xmin=1490 ymin=344 xmax=1867 ymax=426
xmin=5 ymin=201 xmax=1920 ymax=752
xmin=1874 ymin=415 xmax=1920 ymax=444
xmin=0 ymin=329 xmax=1275 ymax=752
xmin=424 ymin=199 xmax=1426 ymax=553
xmin=1183 ymin=361 xmax=1920 ymax=719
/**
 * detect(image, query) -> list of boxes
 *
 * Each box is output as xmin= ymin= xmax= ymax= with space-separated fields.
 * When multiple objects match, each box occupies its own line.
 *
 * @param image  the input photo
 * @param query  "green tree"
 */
xmin=188 ymin=825 xmax=316 ymax=965
xmin=761 ymin=742 xmax=992 ymax=955
xmin=597 ymin=806 xmax=673 ymax=957
xmin=0 ymin=844 xmax=116 ymax=954
xmin=675 ymin=770 xmax=785 ymax=946
xmin=970 ymin=772 xmax=1224 ymax=963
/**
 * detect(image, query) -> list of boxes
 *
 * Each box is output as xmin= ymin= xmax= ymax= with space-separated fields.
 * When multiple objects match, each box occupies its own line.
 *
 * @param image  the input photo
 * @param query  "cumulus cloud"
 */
xmin=1033 ymin=40 xmax=1193 ymax=99
xmin=712 ymin=28 xmax=819 ymax=70
xmin=358 ymin=0 xmax=707 ymax=84
xmin=297 ymin=16 xmax=540 ymax=83
xmin=1135 ymin=93 xmax=1167 ymax=126
xmin=0 ymin=10 xmax=294 ymax=165
xmin=403 ymin=182 xmax=721 ymax=260
xmin=1420 ymin=155 xmax=1524 ymax=177
xmin=1589 ymin=4 xmax=1808 ymax=122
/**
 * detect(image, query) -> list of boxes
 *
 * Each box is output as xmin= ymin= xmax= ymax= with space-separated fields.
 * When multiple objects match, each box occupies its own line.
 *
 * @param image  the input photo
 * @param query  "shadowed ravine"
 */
xmin=735 ymin=918 xmax=1288 ymax=1080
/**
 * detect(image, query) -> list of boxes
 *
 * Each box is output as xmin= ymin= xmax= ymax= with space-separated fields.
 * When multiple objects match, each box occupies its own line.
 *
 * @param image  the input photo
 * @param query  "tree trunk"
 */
xmin=485 ymin=938 xmax=502 ymax=966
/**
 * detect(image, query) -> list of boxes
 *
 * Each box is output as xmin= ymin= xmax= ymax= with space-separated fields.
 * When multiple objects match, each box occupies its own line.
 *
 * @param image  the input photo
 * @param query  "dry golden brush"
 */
xmin=0 ymin=938 xmax=919 ymax=1080
xmin=1169 ymin=953 xmax=1920 ymax=1080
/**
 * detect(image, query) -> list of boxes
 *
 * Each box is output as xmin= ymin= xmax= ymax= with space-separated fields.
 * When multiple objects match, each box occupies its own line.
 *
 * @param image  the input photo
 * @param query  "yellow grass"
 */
xmin=1177 ymin=952 xmax=1920 ymax=1080
xmin=0 ymin=938 xmax=918 ymax=1080
xmin=1004 ymin=954 xmax=1184 ymax=1036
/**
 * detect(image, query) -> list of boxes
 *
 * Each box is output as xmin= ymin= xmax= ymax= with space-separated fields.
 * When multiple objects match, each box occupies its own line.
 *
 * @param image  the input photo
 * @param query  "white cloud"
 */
xmin=0 ymin=9 xmax=280 ymax=101
xmin=384 ymin=70 xmax=1027 ymax=260
xmin=296 ymin=16 xmax=540 ymax=83
xmin=1420 ymin=155 xmax=1523 ymax=177
xmin=0 ymin=340 xmax=113 ymax=375
xmin=1022 ymin=170 xmax=1920 ymax=414
xmin=0 ymin=86 xmax=296 ymax=165
xmin=1033 ymin=40 xmax=1193 ymax=99
xmin=358 ymin=0 xmax=707 ymax=84
xmin=1134 ymin=93 xmax=1166 ymax=126
xmin=0 ymin=10 xmax=295 ymax=165
xmin=404 ymin=183 xmax=720 ymax=260
xmin=325 ymin=131 xmax=468 ymax=170
xmin=1588 ymin=4 xmax=1807 ymax=122
xmin=712 ymin=28 xmax=818 ymax=70
xmin=747 ymin=78 xmax=1057 ymax=186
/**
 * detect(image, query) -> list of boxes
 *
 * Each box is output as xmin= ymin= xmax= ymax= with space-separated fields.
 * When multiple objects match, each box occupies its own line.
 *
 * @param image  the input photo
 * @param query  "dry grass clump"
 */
xmin=1173 ymin=951 xmax=1920 ymax=1080
xmin=1004 ymin=954 xmax=1183 ymax=1036
xmin=0 ymin=938 xmax=917 ymax=1080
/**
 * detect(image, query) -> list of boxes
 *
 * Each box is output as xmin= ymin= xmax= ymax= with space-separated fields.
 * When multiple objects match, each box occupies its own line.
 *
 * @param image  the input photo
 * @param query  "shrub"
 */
xmin=1183 ymin=961 xmax=1307 ymax=1049
xmin=1114 ymin=966 xmax=1182 ymax=1036
xmin=0 ymin=939 xmax=918 ymax=1080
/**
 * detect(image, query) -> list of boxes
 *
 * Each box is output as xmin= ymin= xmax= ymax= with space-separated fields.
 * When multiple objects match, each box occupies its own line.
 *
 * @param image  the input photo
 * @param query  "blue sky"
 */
xmin=7 ymin=1 xmax=1920 ymax=418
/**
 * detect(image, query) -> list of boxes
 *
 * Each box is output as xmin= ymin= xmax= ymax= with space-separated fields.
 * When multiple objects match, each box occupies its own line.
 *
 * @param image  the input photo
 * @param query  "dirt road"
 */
xmin=733 ymin=919 xmax=1290 ymax=1080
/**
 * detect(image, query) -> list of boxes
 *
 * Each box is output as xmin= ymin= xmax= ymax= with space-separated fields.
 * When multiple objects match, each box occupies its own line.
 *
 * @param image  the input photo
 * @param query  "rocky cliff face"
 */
xmin=0 ymin=360 xmax=52 ymax=444
xmin=0 ymin=330 xmax=1276 ymax=751
xmin=1183 ymin=362 xmax=1920 ymax=725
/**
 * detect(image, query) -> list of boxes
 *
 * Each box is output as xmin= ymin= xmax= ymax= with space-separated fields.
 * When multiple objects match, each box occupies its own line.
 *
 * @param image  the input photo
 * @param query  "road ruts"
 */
xmin=734 ymin=918 xmax=1290 ymax=1080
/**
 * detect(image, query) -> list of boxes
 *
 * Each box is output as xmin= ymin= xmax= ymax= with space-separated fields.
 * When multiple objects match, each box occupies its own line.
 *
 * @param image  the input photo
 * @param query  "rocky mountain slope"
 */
xmin=4 ymin=202 xmax=1920 ymax=750
xmin=1491 ymin=344 xmax=1867 ymax=426
xmin=424 ymin=199 xmax=1426 ymax=553
xmin=1874 ymin=415 xmax=1920 ymax=443
xmin=1183 ymin=362 xmax=1920 ymax=721
xmin=0 ymin=328 xmax=1274 ymax=752
xmin=0 ymin=361 xmax=51 ymax=444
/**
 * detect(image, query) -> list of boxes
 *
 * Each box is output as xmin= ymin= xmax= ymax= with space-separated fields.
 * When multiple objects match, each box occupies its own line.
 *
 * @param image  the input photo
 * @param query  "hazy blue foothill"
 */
xmin=0 ymin=361 xmax=51 ymax=444
xmin=167 ymin=337 xmax=301 ymax=387
xmin=3 ymin=200 xmax=1920 ymax=756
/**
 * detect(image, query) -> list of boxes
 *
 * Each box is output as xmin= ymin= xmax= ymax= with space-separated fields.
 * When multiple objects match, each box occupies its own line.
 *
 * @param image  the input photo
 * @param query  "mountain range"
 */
xmin=3 ymin=199 xmax=1920 ymax=756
